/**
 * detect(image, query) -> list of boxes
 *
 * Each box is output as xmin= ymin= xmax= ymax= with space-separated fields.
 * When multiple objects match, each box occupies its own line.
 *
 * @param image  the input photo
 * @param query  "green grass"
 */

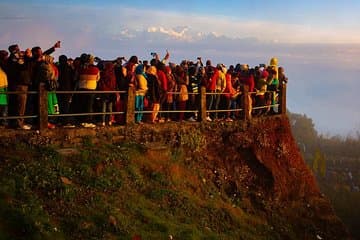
xmin=0 ymin=136 xmax=310 ymax=240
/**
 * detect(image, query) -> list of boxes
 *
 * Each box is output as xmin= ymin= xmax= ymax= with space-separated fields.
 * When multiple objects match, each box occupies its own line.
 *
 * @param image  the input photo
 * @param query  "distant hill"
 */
xmin=288 ymin=111 xmax=360 ymax=239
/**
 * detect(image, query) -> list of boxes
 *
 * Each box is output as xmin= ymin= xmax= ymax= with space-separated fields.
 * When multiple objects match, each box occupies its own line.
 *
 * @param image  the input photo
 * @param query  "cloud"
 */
xmin=0 ymin=2 xmax=360 ymax=135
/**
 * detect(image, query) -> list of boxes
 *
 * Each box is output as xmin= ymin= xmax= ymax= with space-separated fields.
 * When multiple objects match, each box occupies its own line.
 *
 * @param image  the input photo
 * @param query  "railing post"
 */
xmin=126 ymin=86 xmax=135 ymax=124
xmin=243 ymin=85 xmax=250 ymax=120
xmin=199 ymin=86 xmax=207 ymax=122
xmin=279 ymin=84 xmax=286 ymax=114
xmin=38 ymin=83 xmax=48 ymax=132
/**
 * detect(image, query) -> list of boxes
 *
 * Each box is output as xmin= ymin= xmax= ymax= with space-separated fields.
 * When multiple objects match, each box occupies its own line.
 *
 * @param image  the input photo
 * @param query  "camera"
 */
xmin=150 ymin=52 xmax=157 ymax=57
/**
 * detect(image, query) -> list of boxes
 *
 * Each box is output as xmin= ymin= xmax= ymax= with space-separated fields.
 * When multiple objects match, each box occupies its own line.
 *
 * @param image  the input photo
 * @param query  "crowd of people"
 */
xmin=0 ymin=41 xmax=288 ymax=129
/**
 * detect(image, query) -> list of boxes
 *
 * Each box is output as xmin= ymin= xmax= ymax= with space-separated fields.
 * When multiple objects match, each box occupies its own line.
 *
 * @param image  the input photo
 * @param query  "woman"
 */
xmin=134 ymin=64 xmax=148 ymax=124
xmin=223 ymin=66 xmax=236 ymax=121
xmin=173 ymin=65 xmax=188 ymax=122
xmin=38 ymin=55 xmax=59 ymax=129
xmin=165 ymin=66 xmax=176 ymax=121
xmin=146 ymin=66 xmax=161 ymax=123
xmin=98 ymin=61 xmax=117 ymax=126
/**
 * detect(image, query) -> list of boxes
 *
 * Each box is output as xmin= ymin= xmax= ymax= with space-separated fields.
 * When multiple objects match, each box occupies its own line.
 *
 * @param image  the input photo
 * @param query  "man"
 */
xmin=6 ymin=44 xmax=33 ymax=129
xmin=57 ymin=54 xmax=75 ymax=126
xmin=77 ymin=54 xmax=100 ymax=127
xmin=26 ymin=41 xmax=61 ymax=127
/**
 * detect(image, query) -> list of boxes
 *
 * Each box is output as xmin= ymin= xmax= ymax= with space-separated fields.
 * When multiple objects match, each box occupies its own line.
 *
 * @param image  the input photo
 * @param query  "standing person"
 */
xmin=224 ymin=66 xmax=236 ymax=121
xmin=174 ymin=65 xmax=188 ymax=122
xmin=239 ymin=64 xmax=255 ymax=118
xmin=165 ymin=66 xmax=176 ymax=121
xmin=97 ymin=61 xmax=117 ymax=126
xmin=134 ymin=64 xmax=147 ymax=124
xmin=6 ymin=45 xmax=33 ymax=129
xmin=156 ymin=62 xmax=168 ymax=122
xmin=37 ymin=55 xmax=59 ymax=129
xmin=186 ymin=65 xmax=200 ymax=121
xmin=278 ymin=66 xmax=288 ymax=86
xmin=266 ymin=68 xmax=279 ymax=114
xmin=146 ymin=66 xmax=161 ymax=123
xmin=57 ymin=54 xmax=75 ymax=126
xmin=254 ymin=69 xmax=269 ymax=116
xmin=0 ymin=65 xmax=8 ymax=127
xmin=205 ymin=60 xmax=218 ymax=121
xmin=114 ymin=57 xmax=127 ymax=124
xmin=77 ymin=54 xmax=100 ymax=128
xmin=214 ymin=64 xmax=227 ymax=120
xmin=28 ymin=41 xmax=61 ymax=126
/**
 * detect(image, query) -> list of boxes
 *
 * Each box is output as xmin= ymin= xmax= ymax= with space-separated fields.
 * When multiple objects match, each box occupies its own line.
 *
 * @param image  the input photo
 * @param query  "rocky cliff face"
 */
xmin=0 ymin=115 xmax=351 ymax=239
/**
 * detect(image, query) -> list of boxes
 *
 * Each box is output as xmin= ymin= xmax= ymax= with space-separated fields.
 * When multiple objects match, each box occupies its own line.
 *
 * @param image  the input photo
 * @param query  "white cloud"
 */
xmin=1 ymin=3 xmax=360 ymax=135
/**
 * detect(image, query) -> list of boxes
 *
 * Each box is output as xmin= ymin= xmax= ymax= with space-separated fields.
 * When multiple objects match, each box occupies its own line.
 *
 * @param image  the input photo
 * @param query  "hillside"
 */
xmin=0 ymin=115 xmax=351 ymax=239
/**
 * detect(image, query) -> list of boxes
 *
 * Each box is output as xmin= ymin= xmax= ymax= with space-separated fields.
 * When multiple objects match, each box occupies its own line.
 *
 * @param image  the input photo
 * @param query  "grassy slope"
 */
xmin=0 ymin=117 xmax=350 ymax=239
xmin=0 ymin=141 xmax=275 ymax=240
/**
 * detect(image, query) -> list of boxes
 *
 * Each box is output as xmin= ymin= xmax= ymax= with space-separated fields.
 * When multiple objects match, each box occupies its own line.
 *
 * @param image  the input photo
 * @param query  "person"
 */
xmin=266 ymin=68 xmax=279 ymax=114
xmin=254 ymin=69 xmax=269 ymax=116
xmin=27 ymin=41 xmax=61 ymax=127
xmin=134 ymin=64 xmax=148 ymax=124
xmin=0 ymin=64 xmax=8 ymax=127
xmin=223 ymin=66 xmax=236 ymax=121
xmin=113 ymin=57 xmax=127 ymax=124
xmin=77 ymin=54 xmax=100 ymax=127
xmin=6 ymin=45 xmax=33 ymax=129
xmin=36 ymin=54 xmax=59 ymax=129
xmin=205 ymin=60 xmax=218 ymax=121
xmin=214 ymin=64 xmax=226 ymax=120
xmin=174 ymin=65 xmax=188 ymax=122
xmin=97 ymin=61 xmax=117 ymax=126
xmin=164 ymin=66 xmax=176 ymax=121
xmin=146 ymin=66 xmax=161 ymax=123
xmin=30 ymin=41 xmax=61 ymax=89
xmin=278 ymin=66 xmax=288 ymax=86
xmin=57 ymin=54 xmax=75 ymax=126
xmin=156 ymin=62 xmax=168 ymax=122
xmin=187 ymin=65 xmax=200 ymax=121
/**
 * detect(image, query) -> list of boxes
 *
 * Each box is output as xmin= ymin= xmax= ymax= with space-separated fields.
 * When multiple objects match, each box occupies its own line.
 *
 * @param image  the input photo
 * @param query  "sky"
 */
xmin=1 ymin=0 xmax=360 ymax=136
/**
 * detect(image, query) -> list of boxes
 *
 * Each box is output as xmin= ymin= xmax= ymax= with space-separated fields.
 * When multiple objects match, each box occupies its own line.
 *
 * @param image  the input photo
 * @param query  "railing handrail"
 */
xmin=0 ymin=84 xmax=286 ymax=131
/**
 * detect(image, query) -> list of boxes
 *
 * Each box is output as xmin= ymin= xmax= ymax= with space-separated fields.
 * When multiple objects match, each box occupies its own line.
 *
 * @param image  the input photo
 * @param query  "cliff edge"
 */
xmin=0 ymin=115 xmax=351 ymax=239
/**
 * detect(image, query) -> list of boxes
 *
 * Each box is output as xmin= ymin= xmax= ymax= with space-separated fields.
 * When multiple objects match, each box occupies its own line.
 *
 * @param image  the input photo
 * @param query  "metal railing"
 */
xmin=0 ymin=83 xmax=286 ymax=131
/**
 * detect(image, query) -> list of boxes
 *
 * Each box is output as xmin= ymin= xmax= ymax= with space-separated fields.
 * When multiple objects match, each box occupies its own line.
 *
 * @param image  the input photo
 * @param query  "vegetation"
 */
xmin=0 ymin=115 xmax=351 ymax=239
xmin=288 ymin=111 xmax=360 ymax=239
xmin=0 ymin=139 xmax=276 ymax=240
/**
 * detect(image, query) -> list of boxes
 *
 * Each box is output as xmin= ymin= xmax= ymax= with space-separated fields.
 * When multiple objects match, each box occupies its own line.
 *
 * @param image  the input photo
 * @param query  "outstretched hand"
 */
xmin=54 ymin=41 xmax=61 ymax=48
xmin=164 ymin=50 xmax=170 ymax=60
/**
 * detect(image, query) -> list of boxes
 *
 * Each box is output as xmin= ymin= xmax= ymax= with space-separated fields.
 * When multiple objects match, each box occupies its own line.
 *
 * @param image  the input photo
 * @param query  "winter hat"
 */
xmin=261 ymin=70 xmax=269 ymax=78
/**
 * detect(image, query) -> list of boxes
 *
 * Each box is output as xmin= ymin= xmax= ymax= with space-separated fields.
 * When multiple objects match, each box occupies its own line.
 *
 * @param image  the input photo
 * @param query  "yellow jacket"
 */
xmin=0 ymin=67 xmax=8 ymax=89
xmin=136 ymin=74 xmax=148 ymax=96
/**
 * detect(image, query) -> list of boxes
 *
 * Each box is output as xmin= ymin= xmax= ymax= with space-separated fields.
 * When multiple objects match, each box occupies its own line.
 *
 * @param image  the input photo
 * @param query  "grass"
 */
xmin=0 ymin=127 xmax=324 ymax=240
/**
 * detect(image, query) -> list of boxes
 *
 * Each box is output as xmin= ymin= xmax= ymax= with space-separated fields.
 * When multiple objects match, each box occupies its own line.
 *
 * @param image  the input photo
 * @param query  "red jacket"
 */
xmin=157 ymin=69 xmax=168 ymax=92
xmin=98 ymin=62 xmax=117 ymax=91
xmin=239 ymin=73 xmax=255 ymax=92
xmin=224 ymin=73 xmax=236 ymax=98
xmin=207 ymin=68 xmax=218 ymax=91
